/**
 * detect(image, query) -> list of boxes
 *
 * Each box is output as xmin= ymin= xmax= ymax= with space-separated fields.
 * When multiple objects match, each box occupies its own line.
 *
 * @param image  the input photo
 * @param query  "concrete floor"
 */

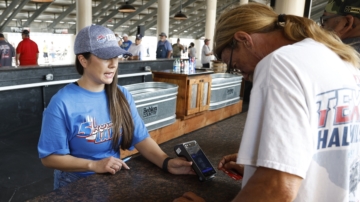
xmin=0 ymin=101 xmax=249 ymax=202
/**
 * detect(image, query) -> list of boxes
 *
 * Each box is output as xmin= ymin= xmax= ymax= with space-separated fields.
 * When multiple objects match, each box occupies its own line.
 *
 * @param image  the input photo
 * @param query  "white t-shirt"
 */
xmin=128 ymin=43 xmax=144 ymax=60
xmin=201 ymin=44 xmax=212 ymax=64
xmin=237 ymin=38 xmax=360 ymax=202
xmin=189 ymin=47 xmax=196 ymax=58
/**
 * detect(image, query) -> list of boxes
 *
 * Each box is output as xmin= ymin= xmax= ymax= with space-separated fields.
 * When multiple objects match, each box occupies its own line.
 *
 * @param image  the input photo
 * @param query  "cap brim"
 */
xmin=92 ymin=46 xmax=129 ymax=60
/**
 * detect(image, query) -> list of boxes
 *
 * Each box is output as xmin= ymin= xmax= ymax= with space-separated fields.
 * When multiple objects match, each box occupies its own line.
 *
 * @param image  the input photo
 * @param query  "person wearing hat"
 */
xmin=115 ymin=33 xmax=123 ymax=47
xmin=0 ymin=33 xmax=15 ymax=67
xmin=156 ymin=32 xmax=172 ymax=59
xmin=201 ymin=38 xmax=213 ymax=68
xmin=38 ymin=25 xmax=194 ymax=190
xmin=174 ymin=3 xmax=360 ymax=202
xmin=120 ymin=33 xmax=132 ymax=51
xmin=15 ymin=29 xmax=39 ymax=66
xmin=127 ymin=34 xmax=144 ymax=60
xmin=172 ymin=38 xmax=184 ymax=58
xmin=321 ymin=0 xmax=360 ymax=52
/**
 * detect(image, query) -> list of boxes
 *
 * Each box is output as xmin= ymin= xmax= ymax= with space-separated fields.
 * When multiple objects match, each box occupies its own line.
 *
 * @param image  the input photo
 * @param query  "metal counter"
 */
xmin=124 ymin=82 xmax=178 ymax=131
xmin=210 ymin=73 xmax=242 ymax=110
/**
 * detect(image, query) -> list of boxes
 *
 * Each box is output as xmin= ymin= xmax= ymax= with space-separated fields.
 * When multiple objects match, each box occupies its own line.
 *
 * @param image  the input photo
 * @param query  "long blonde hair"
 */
xmin=214 ymin=3 xmax=360 ymax=68
xmin=75 ymin=53 xmax=134 ymax=151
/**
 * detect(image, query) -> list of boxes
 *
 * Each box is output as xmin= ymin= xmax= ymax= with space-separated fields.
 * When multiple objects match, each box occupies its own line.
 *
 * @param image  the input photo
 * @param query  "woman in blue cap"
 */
xmin=38 ymin=25 xmax=194 ymax=189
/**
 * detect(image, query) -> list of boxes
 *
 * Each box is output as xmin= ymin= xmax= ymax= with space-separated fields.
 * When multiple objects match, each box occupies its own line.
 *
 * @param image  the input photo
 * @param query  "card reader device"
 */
xmin=174 ymin=140 xmax=216 ymax=181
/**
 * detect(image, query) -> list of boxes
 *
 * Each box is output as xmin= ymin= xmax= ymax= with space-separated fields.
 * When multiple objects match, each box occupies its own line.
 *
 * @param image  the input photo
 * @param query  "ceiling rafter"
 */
xmin=112 ymin=0 xmax=157 ymax=30
xmin=168 ymin=0 xmax=239 ymax=37
xmin=23 ymin=2 xmax=53 ymax=27
xmin=168 ymin=1 xmax=207 ymax=34
xmin=0 ymin=0 xmax=19 ymax=26
xmin=0 ymin=0 xmax=30 ymax=32
xmin=47 ymin=3 xmax=76 ymax=29
xmin=97 ymin=0 xmax=137 ymax=25
xmin=137 ymin=0 xmax=198 ymax=35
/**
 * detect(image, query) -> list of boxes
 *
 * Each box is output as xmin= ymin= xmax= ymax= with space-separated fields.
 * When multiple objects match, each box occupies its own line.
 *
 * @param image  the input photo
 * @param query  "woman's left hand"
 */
xmin=168 ymin=157 xmax=196 ymax=175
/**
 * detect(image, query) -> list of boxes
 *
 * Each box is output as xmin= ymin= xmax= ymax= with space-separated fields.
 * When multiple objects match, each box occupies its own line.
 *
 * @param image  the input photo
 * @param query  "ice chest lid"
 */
xmin=123 ymin=82 xmax=178 ymax=100
xmin=211 ymin=73 xmax=242 ymax=85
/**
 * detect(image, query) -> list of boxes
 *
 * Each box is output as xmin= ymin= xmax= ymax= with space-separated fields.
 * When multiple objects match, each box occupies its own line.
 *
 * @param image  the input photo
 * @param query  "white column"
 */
xmin=76 ymin=0 xmax=92 ymax=33
xmin=274 ymin=0 xmax=306 ymax=16
xmin=205 ymin=0 xmax=217 ymax=52
xmin=239 ymin=0 xmax=249 ymax=5
xmin=195 ymin=39 xmax=202 ymax=67
xmin=157 ymin=0 xmax=170 ymax=39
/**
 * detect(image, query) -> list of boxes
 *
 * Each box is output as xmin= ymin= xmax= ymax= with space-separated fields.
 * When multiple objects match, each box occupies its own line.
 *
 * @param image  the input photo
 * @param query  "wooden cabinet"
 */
xmin=152 ymin=70 xmax=212 ymax=119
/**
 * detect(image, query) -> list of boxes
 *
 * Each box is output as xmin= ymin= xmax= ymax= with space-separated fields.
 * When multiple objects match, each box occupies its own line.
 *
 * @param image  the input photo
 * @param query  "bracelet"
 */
xmin=162 ymin=157 xmax=173 ymax=173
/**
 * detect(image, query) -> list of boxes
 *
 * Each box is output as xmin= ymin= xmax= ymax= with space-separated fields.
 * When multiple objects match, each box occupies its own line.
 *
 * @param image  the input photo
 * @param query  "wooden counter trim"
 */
xmin=120 ymin=100 xmax=243 ymax=158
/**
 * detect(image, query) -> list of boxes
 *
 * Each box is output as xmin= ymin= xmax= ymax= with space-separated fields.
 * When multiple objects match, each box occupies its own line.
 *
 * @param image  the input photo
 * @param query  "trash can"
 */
xmin=123 ymin=82 xmax=178 ymax=131
xmin=209 ymin=73 xmax=242 ymax=110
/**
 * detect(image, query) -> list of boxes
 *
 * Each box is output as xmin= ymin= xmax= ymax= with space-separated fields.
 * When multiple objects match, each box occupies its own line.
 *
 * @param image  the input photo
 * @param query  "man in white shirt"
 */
xmin=128 ymin=34 xmax=144 ymax=60
xmin=174 ymin=3 xmax=360 ymax=202
xmin=201 ymin=38 xmax=213 ymax=68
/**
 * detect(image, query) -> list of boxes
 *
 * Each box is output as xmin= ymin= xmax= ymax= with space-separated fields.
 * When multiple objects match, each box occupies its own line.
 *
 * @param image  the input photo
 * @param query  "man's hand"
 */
xmin=173 ymin=192 xmax=205 ymax=202
xmin=218 ymin=153 xmax=243 ymax=176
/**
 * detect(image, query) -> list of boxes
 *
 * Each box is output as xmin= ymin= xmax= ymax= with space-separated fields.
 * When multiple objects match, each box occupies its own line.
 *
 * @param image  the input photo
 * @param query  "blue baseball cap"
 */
xmin=74 ymin=25 xmax=129 ymax=60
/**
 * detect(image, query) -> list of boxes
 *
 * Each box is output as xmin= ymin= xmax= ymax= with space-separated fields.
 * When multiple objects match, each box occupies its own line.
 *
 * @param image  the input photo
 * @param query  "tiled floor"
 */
xmin=0 ymin=101 xmax=249 ymax=202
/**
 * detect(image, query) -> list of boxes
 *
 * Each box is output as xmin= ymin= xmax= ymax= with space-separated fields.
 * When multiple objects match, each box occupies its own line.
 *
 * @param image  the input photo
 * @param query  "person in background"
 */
xmin=128 ymin=34 xmax=144 ymax=60
xmin=0 ymin=33 xmax=15 ymax=67
xmin=49 ymin=41 xmax=56 ymax=63
xmin=321 ymin=0 xmax=360 ymax=52
xmin=115 ymin=34 xmax=123 ymax=47
xmin=174 ymin=3 xmax=360 ymax=202
xmin=172 ymin=38 xmax=184 ymax=58
xmin=156 ymin=32 xmax=172 ymax=59
xmin=120 ymin=34 xmax=132 ymax=51
xmin=201 ymin=39 xmax=213 ymax=68
xmin=188 ymin=42 xmax=196 ymax=59
xmin=43 ymin=40 xmax=49 ymax=63
xmin=16 ymin=30 xmax=39 ymax=66
xmin=38 ymin=25 xmax=194 ymax=190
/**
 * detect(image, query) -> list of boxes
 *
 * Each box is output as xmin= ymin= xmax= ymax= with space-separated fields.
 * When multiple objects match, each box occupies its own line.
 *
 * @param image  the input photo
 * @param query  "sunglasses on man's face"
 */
xmin=319 ymin=14 xmax=342 ymax=27
xmin=226 ymin=40 xmax=242 ymax=75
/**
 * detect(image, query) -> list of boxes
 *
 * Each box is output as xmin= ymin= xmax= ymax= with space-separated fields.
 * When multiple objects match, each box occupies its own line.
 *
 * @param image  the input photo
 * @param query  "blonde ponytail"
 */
xmin=214 ymin=3 xmax=360 ymax=68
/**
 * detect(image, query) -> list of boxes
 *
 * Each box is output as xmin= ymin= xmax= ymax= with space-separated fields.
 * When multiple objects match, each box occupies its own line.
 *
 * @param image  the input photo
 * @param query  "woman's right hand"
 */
xmin=90 ymin=156 xmax=130 ymax=174
xmin=218 ymin=153 xmax=244 ymax=176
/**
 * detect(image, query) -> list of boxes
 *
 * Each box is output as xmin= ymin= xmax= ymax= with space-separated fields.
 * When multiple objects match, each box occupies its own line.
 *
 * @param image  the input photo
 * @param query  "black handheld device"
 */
xmin=174 ymin=140 xmax=216 ymax=181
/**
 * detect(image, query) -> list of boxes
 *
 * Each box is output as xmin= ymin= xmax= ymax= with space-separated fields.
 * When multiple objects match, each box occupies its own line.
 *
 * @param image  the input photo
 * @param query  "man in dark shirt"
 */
xmin=16 ymin=30 xmax=39 ymax=66
xmin=321 ymin=0 xmax=360 ymax=52
xmin=0 ymin=33 xmax=15 ymax=67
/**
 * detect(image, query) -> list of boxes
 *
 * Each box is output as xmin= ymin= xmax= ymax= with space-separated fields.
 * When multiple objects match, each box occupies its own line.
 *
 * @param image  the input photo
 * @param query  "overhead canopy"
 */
xmin=0 ymin=0 xmax=327 ymax=39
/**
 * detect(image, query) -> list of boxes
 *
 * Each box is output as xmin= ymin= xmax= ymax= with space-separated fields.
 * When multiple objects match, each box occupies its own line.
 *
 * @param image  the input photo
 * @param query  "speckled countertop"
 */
xmin=28 ymin=112 xmax=247 ymax=202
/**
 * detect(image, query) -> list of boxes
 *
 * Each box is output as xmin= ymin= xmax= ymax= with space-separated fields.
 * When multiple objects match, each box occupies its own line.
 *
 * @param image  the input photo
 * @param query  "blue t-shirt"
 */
xmin=38 ymin=83 xmax=149 ymax=176
xmin=121 ymin=40 xmax=133 ymax=51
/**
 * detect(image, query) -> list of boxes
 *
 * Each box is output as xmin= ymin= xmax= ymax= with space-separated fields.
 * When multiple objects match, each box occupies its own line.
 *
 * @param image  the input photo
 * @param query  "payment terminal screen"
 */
xmin=185 ymin=142 xmax=216 ymax=177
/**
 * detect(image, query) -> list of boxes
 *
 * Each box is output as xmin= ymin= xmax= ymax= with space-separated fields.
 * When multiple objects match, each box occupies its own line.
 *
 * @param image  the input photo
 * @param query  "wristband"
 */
xmin=162 ymin=157 xmax=173 ymax=173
